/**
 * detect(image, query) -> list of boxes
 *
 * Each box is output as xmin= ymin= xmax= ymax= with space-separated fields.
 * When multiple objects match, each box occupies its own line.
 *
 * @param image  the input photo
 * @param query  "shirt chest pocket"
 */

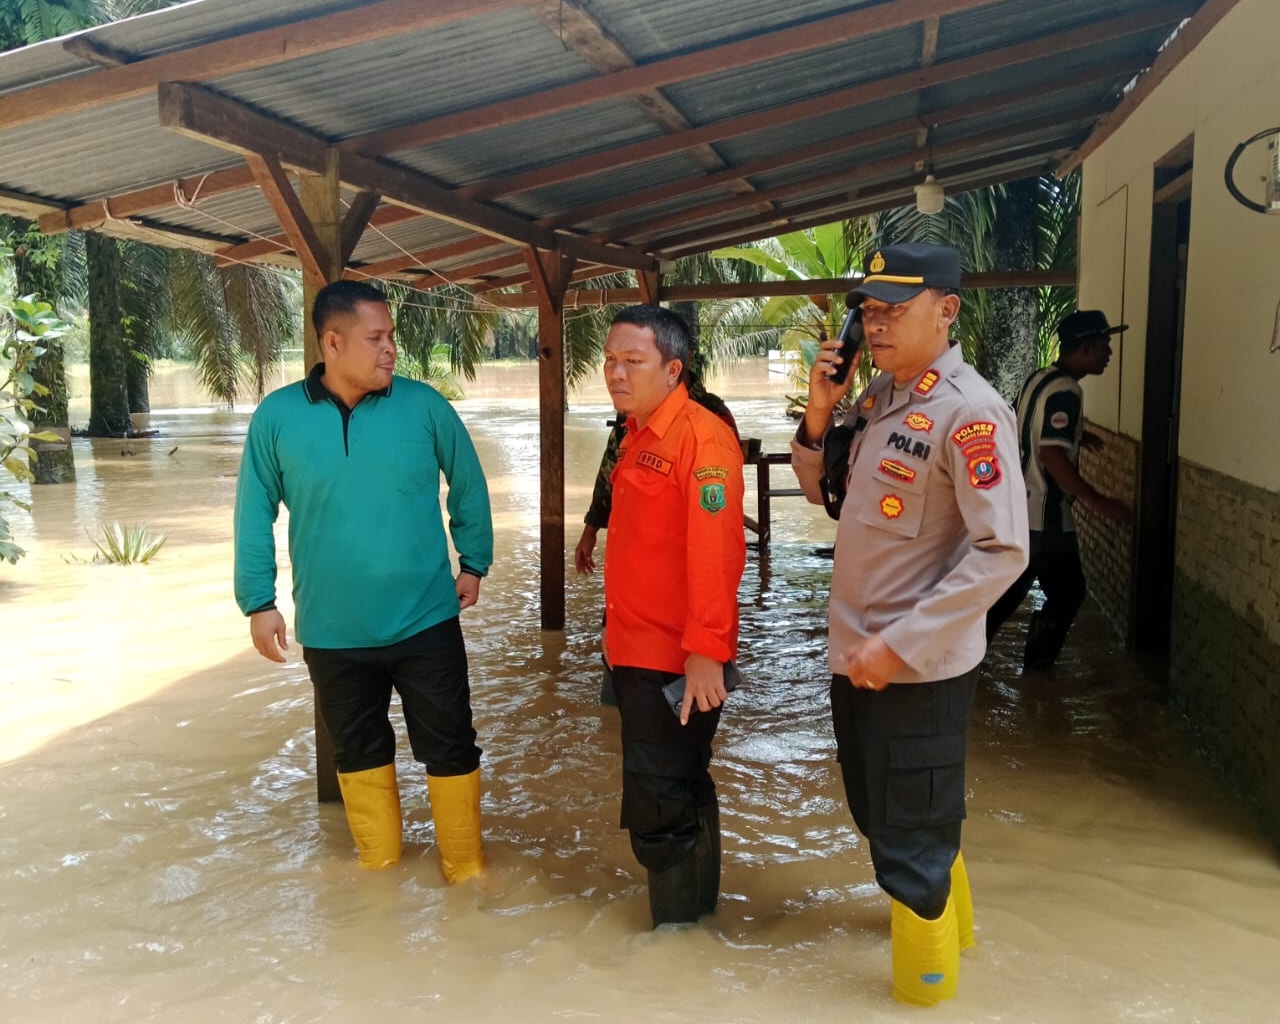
xmin=614 ymin=463 xmax=676 ymax=542
xmin=854 ymin=447 xmax=933 ymax=539
xmin=397 ymin=440 xmax=439 ymax=494
xmin=615 ymin=462 xmax=671 ymax=501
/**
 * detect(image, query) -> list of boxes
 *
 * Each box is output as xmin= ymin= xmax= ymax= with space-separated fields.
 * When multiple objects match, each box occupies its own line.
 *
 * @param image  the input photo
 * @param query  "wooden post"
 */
xmin=298 ymin=149 xmax=344 ymax=371
xmin=525 ymin=247 xmax=578 ymax=630
xmin=297 ymin=149 xmax=343 ymax=803
xmin=636 ymin=268 xmax=662 ymax=305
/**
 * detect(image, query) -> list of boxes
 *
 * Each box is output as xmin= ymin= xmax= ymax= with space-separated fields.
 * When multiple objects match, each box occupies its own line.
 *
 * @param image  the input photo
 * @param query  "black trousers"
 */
xmin=986 ymin=530 xmax=1088 ymax=649
xmin=303 ymin=617 xmax=480 ymax=777
xmin=830 ymin=669 xmax=977 ymax=920
xmin=613 ymin=666 xmax=721 ymax=873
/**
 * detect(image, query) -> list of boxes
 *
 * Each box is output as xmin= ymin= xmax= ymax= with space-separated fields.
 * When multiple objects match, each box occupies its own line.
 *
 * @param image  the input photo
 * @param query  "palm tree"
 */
xmin=865 ymin=187 xmax=1000 ymax=366
xmin=386 ymin=280 xmax=495 ymax=395
xmin=710 ymin=173 xmax=1081 ymax=409
xmin=711 ymin=220 xmax=881 ymax=413
xmin=0 ymin=0 xmax=98 ymax=46
xmin=868 ymin=174 xmax=1081 ymax=400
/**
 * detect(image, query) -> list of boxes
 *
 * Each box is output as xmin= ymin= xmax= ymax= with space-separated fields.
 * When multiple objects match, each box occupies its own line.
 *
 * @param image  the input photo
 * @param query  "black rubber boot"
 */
xmin=1024 ymin=610 xmax=1069 ymax=669
xmin=696 ymin=801 xmax=721 ymax=916
xmin=647 ymin=853 xmax=701 ymax=927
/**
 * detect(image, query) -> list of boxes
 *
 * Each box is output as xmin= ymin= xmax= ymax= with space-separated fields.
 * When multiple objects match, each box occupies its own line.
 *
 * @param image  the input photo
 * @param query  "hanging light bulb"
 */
xmin=915 ymin=173 xmax=945 ymax=215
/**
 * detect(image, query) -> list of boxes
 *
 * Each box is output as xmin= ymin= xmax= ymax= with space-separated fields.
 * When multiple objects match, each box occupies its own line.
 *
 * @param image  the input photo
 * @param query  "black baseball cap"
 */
xmin=849 ymin=243 xmax=962 ymax=305
xmin=1057 ymin=310 xmax=1127 ymax=348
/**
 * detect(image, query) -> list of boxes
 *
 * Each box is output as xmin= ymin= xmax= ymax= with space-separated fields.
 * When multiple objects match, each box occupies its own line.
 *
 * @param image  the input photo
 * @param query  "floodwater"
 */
xmin=2 ymin=359 xmax=1276 ymax=1023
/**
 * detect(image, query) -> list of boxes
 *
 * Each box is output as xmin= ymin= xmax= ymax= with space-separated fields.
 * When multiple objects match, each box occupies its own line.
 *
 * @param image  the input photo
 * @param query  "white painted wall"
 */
xmin=1079 ymin=0 xmax=1280 ymax=491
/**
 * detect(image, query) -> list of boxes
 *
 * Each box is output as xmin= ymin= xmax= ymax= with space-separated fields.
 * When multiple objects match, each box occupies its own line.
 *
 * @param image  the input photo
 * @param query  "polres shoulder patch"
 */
xmin=950 ymin=421 xmax=996 ymax=448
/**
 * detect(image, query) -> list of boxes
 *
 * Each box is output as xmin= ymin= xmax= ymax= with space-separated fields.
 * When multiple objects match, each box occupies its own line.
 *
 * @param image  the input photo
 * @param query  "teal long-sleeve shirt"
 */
xmin=233 ymin=367 xmax=493 ymax=649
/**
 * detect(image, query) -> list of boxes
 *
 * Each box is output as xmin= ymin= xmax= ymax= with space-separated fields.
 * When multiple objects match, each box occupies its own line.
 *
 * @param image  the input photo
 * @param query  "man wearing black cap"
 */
xmin=986 ymin=309 xmax=1134 ymax=668
xmin=792 ymin=243 xmax=1029 ymax=1006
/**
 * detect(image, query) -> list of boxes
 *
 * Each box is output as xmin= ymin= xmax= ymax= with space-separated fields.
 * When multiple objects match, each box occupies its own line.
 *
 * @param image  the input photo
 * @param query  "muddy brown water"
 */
xmin=2 ymin=359 xmax=1275 ymax=1022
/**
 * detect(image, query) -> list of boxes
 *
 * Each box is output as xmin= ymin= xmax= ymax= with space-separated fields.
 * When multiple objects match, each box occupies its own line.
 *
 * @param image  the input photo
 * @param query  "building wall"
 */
xmin=1172 ymin=462 xmax=1280 ymax=841
xmin=1076 ymin=423 xmax=1138 ymax=636
xmin=1078 ymin=0 xmax=1280 ymax=842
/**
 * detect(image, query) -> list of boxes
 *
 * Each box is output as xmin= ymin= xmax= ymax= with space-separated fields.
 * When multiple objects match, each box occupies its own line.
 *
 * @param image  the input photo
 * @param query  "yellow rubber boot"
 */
xmin=336 ymin=764 xmax=402 ymax=869
xmin=951 ymin=851 xmax=976 ymax=951
xmin=427 ymin=769 xmax=484 ymax=883
xmin=891 ymin=896 xmax=959 ymax=1007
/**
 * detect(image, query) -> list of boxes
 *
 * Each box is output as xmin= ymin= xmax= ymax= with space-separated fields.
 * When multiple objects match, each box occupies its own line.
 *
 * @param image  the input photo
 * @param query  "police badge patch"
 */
xmin=966 ymin=452 xmax=1002 ymax=489
xmin=699 ymin=482 xmax=726 ymax=514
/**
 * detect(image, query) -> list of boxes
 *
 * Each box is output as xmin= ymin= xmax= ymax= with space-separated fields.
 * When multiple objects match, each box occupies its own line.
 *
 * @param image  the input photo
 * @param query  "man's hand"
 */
xmin=839 ymin=634 xmax=905 ymax=691
xmin=799 ymin=330 xmax=859 ymax=447
xmin=456 ymin=572 xmax=481 ymax=611
xmin=574 ymin=524 xmax=600 ymax=574
xmin=680 ymin=651 xmax=729 ymax=726
xmin=250 ymin=609 xmax=288 ymax=663
xmin=1080 ymin=429 xmax=1105 ymax=453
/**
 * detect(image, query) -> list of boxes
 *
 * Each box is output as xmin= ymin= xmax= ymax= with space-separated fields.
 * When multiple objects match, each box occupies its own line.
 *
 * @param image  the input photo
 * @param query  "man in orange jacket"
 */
xmin=600 ymin=304 xmax=746 ymax=927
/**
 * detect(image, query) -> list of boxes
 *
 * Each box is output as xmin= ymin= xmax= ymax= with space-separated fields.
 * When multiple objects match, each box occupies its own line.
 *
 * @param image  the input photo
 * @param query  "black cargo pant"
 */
xmin=830 ymin=669 xmax=977 ymax=920
xmin=303 ymin=616 xmax=481 ymax=777
xmin=613 ymin=666 xmax=721 ymax=872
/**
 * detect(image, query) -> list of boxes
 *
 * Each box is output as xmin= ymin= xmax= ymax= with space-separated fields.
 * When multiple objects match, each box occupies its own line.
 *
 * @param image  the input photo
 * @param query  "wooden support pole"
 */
xmin=299 ymin=149 xmax=344 ymax=372
xmin=636 ymin=269 xmax=662 ymax=304
xmin=246 ymin=152 xmax=329 ymax=290
xmin=297 ymin=148 xmax=344 ymax=802
xmin=525 ymin=247 xmax=578 ymax=631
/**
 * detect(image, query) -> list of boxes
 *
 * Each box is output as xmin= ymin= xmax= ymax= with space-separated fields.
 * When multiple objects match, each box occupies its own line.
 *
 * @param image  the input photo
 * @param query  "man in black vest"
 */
xmin=986 ymin=310 xmax=1134 ymax=668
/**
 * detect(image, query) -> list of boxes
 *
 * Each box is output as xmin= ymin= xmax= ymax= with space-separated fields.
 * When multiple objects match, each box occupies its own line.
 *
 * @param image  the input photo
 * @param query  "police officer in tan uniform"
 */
xmin=792 ymin=243 xmax=1029 ymax=1006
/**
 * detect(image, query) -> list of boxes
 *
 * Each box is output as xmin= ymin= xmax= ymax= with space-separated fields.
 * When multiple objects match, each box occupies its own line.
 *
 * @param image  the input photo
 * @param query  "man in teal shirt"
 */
xmin=234 ymin=280 xmax=493 ymax=881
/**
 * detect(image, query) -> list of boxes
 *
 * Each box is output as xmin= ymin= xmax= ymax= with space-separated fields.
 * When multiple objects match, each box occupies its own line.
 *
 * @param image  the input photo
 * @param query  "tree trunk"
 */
xmin=978 ymin=177 xmax=1040 ymax=403
xmin=126 ymin=354 xmax=150 ymax=414
xmin=86 ymin=233 xmax=134 ymax=437
xmin=12 ymin=220 xmax=75 ymax=483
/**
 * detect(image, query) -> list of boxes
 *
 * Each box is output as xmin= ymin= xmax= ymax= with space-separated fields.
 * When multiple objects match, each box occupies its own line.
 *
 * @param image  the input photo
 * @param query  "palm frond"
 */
xmin=387 ymin=281 xmax=496 ymax=383
xmin=164 ymin=250 xmax=246 ymax=405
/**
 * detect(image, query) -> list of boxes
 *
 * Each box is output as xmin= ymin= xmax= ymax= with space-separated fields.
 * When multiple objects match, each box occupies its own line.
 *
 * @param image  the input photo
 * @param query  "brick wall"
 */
xmin=1170 ymin=461 xmax=1280 ymax=843
xmin=1076 ymin=422 xmax=1139 ymax=637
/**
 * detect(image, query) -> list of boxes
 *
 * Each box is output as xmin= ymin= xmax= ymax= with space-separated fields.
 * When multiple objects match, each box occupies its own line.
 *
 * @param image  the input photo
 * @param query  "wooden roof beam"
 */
xmin=604 ymin=104 xmax=1105 ymax=244
xmin=0 ymin=187 xmax=64 ymax=220
xmin=460 ymin=4 xmax=1190 ymax=202
xmin=1060 ymin=0 xmax=1243 ymax=174
xmin=346 ymin=236 xmax=498 ymax=280
xmin=651 ymin=139 xmax=1079 ymax=255
xmin=62 ymin=35 xmax=133 ymax=69
xmin=529 ymin=1 xmax=746 ymax=185
xmin=343 ymin=0 xmax=1009 ymax=156
xmin=414 ymin=253 xmax=527 ymax=289
xmin=544 ymin=56 xmax=1146 ymax=232
xmin=661 ymin=156 xmax=1070 ymax=260
xmin=159 ymin=82 xmax=654 ymax=268
xmin=482 ymin=266 xmax=1077 ymax=308
xmin=0 ymin=0 xmax=529 ymax=132
xmin=245 ymin=152 xmax=329 ymax=289
xmin=340 ymin=191 xmax=382 ymax=265
xmin=39 ymin=164 xmax=258 ymax=235
xmin=215 ymin=203 xmax=416 ymax=267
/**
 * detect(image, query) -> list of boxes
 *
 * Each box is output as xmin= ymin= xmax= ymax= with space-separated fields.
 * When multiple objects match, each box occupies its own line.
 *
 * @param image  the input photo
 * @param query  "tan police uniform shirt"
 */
xmin=792 ymin=342 xmax=1030 ymax=683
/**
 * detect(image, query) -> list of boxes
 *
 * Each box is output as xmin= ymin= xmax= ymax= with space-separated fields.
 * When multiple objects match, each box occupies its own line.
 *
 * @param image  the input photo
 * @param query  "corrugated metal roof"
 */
xmin=593 ymin=0 xmax=888 ymax=63
xmin=0 ymin=0 xmax=1208 ymax=274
